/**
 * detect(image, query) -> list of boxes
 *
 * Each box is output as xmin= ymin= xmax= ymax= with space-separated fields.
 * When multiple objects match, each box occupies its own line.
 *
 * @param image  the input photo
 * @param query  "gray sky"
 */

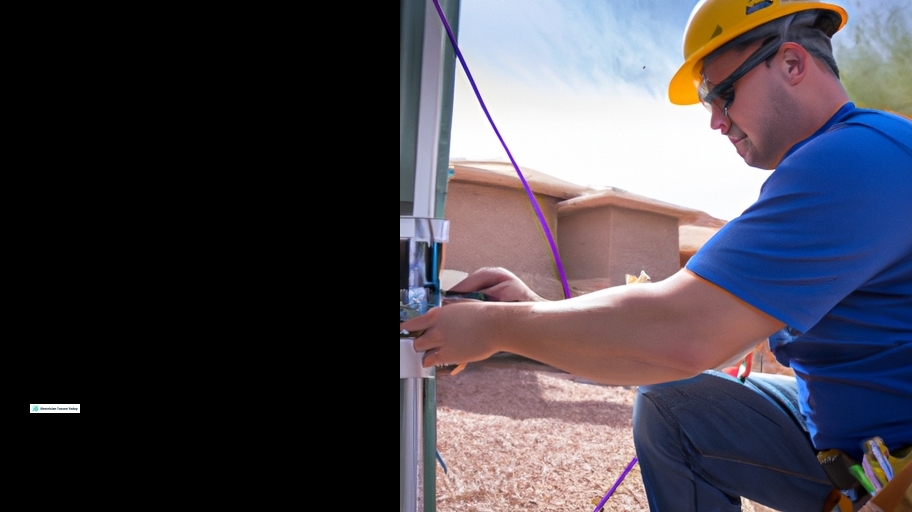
xmin=448 ymin=0 xmax=880 ymax=220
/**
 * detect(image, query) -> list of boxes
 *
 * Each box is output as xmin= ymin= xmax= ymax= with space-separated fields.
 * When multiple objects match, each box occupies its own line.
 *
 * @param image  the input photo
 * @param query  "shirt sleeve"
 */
xmin=686 ymin=121 xmax=912 ymax=333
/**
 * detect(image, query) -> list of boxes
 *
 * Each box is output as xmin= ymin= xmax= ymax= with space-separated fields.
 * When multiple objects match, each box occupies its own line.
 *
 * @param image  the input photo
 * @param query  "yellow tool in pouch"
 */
xmin=864 ymin=440 xmax=912 ymax=512
xmin=819 ymin=442 xmax=912 ymax=512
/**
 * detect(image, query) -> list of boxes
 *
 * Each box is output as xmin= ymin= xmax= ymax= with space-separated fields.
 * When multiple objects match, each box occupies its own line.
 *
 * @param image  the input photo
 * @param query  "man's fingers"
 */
xmin=448 ymin=267 xmax=515 ymax=294
xmin=421 ymin=347 xmax=440 ymax=368
xmin=482 ymin=281 xmax=518 ymax=301
xmin=412 ymin=326 xmax=441 ymax=352
xmin=401 ymin=308 xmax=436 ymax=334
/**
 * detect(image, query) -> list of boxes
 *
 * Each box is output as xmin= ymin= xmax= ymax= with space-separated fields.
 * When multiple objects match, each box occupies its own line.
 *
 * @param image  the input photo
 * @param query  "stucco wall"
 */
xmin=443 ymin=180 xmax=565 ymax=298
xmin=558 ymin=206 xmax=680 ymax=287
xmin=439 ymin=161 xmax=720 ymax=300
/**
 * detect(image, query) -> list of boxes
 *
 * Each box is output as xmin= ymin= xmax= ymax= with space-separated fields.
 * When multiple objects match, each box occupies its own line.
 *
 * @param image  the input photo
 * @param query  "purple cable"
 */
xmin=593 ymin=456 xmax=638 ymax=512
xmin=431 ymin=0 xmax=571 ymax=300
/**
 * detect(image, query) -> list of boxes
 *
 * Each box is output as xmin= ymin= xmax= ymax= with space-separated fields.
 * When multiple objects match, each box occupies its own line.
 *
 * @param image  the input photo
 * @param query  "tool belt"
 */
xmin=818 ymin=441 xmax=912 ymax=512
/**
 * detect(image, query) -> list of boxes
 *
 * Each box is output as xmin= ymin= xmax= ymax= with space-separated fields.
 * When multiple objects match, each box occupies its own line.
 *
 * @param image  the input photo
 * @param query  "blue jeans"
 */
xmin=633 ymin=370 xmax=834 ymax=511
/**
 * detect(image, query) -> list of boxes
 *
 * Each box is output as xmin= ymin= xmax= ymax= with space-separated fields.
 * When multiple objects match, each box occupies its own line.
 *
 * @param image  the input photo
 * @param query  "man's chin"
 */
xmin=740 ymin=147 xmax=778 ymax=170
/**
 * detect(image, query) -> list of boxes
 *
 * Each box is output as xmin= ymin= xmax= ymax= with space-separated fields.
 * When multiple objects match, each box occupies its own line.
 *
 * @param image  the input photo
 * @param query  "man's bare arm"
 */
xmin=407 ymin=269 xmax=784 ymax=386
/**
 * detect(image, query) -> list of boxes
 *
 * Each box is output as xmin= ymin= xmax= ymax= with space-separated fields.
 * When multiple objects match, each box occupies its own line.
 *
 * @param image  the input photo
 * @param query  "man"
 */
xmin=402 ymin=0 xmax=911 ymax=510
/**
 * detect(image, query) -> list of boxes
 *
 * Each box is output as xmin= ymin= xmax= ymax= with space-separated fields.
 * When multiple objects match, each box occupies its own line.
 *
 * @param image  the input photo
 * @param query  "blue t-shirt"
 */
xmin=687 ymin=103 xmax=912 ymax=461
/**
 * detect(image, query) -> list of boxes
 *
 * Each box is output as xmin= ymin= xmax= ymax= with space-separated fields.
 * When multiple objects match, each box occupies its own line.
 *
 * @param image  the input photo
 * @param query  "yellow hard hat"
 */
xmin=668 ymin=0 xmax=847 ymax=105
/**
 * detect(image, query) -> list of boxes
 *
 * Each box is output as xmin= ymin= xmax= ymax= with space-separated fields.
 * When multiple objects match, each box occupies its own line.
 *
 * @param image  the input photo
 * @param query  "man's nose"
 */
xmin=709 ymin=103 xmax=730 ymax=135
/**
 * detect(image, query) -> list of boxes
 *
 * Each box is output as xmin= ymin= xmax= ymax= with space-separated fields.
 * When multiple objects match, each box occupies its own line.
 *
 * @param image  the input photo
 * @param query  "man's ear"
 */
xmin=777 ymin=43 xmax=807 ymax=85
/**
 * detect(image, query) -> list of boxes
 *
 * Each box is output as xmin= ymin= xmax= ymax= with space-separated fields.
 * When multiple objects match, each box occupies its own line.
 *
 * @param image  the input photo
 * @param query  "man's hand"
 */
xmin=402 ymin=301 xmax=502 ymax=368
xmin=445 ymin=267 xmax=547 ymax=303
xmin=402 ymin=267 xmax=540 ymax=371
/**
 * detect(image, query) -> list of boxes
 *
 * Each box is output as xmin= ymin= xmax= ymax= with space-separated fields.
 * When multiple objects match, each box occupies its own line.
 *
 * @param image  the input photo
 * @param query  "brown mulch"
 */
xmin=434 ymin=354 xmax=780 ymax=512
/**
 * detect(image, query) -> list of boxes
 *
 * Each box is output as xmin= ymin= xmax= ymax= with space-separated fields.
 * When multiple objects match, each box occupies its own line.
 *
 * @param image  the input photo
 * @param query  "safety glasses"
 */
xmin=699 ymin=37 xmax=783 ymax=116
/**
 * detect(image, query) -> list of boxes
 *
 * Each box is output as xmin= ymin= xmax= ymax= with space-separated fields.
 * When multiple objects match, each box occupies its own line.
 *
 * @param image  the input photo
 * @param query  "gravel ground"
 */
xmin=433 ymin=354 xmax=779 ymax=512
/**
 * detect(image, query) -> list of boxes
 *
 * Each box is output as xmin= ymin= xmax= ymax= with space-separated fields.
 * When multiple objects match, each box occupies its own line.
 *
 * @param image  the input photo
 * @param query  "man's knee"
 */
xmin=633 ymin=385 xmax=679 ymax=449
xmin=633 ymin=372 xmax=733 ymax=446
